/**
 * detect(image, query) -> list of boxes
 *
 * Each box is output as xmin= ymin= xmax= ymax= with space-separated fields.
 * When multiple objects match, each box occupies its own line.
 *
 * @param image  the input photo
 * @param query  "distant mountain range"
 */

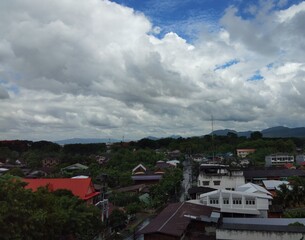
xmin=54 ymin=127 xmax=305 ymax=144
xmin=54 ymin=138 xmax=121 ymax=145
xmin=211 ymin=126 xmax=305 ymax=138
xmin=55 ymin=135 xmax=182 ymax=145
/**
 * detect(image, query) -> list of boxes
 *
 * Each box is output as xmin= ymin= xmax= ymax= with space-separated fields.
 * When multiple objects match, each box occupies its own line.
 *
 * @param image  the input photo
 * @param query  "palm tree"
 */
xmin=275 ymin=183 xmax=292 ymax=208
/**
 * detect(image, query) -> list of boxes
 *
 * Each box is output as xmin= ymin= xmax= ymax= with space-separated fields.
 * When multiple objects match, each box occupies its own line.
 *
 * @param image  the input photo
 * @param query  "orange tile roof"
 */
xmin=23 ymin=178 xmax=100 ymax=200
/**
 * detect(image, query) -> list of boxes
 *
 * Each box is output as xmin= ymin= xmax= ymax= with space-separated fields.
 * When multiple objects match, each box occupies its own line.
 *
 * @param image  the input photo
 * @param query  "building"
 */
xmin=296 ymin=154 xmax=305 ymax=165
xmin=244 ymin=169 xmax=305 ymax=184
xmin=197 ymin=164 xmax=245 ymax=190
xmin=42 ymin=157 xmax=59 ymax=168
xmin=131 ymin=164 xmax=163 ymax=185
xmin=236 ymin=149 xmax=256 ymax=158
xmin=265 ymin=153 xmax=294 ymax=167
xmin=217 ymin=217 xmax=305 ymax=240
xmin=190 ymin=183 xmax=272 ymax=218
xmin=138 ymin=202 xmax=219 ymax=240
xmin=23 ymin=178 xmax=101 ymax=204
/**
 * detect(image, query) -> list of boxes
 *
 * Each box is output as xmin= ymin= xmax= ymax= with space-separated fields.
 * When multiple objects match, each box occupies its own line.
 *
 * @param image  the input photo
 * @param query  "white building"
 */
xmin=189 ymin=184 xmax=272 ymax=218
xmin=236 ymin=149 xmax=256 ymax=158
xmin=197 ymin=164 xmax=245 ymax=190
xmin=265 ymin=153 xmax=294 ymax=167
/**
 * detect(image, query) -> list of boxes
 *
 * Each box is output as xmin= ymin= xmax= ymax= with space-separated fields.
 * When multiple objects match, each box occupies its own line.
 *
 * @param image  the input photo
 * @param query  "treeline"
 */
xmin=1 ymin=134 xmax=304 ymax=168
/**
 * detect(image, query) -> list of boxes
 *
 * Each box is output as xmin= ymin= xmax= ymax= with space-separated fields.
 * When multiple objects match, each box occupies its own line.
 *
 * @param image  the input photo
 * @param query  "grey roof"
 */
xmin=222 ymin=217 xmax=305 ymax=225
xmin=262 ymin=180 xmax=289 ymax=190
xmin=220 ymin=223 xmax=305 ymax=233
xmin=243 ymin=169 xmax=305 ymax=178
xmin=132 ymin=175 xmax=162 ymax=181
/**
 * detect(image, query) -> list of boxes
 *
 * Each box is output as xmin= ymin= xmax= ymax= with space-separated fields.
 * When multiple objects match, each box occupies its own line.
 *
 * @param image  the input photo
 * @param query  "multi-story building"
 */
xmin=197 ymin=164 xmax=245 ymax=190
xmin=189 ymin=183 xmax=272 ymax=218
xmin=265 ymin=153 xmax=294 ymax=167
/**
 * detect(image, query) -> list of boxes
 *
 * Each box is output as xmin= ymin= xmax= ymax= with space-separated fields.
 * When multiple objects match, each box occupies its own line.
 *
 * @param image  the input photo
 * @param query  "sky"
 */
xmin=1 ymin=0 xmax=305 ymax=141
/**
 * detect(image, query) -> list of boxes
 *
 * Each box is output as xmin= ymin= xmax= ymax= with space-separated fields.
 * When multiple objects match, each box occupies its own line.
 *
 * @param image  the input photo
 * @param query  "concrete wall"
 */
xmin=198 ymin=175 xmax=245 ymax=190
xmin=217 ymin=229 xmax=305 ymax=240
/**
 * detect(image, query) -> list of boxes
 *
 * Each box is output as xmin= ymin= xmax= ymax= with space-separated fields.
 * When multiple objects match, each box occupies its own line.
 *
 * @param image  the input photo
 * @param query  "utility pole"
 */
xmin=211 ymin=115 xmax=215 ymax=161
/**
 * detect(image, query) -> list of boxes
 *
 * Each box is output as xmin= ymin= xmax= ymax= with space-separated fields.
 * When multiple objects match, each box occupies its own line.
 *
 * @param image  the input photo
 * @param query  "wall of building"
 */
xmin=216 ymin=229 xmax=305 ymax=240
xmin=198 ymin=175 xmax=245 ymax=190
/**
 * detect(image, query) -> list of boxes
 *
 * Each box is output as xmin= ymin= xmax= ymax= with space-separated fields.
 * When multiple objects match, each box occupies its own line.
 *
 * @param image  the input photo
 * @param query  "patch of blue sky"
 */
xmin=214 ymin=59 xmax=239 ymax=71
xmin=248 ymin=71 xmax=264 ymax=81
xmin=110 ymin=0 xmax=303 ymax=42
xmin=111 ymin=0 xmax=230 ymax=41
xmin=0 ymin=78 xmax=20 ymax=95
xmin=266 ymin=63 xmax=274 ymax=69
xmin=7 ymin=85 xmax=20 ymax=95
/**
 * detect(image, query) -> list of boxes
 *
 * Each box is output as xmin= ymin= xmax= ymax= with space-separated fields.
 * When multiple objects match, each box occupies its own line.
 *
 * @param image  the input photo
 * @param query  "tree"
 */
xmin=0 ymin=175 xmax=102 ymax=240
xmin=250 ymin=131 xmax=262 ymax=140
xmin=109 ymin=209 xmax=127 ymax=231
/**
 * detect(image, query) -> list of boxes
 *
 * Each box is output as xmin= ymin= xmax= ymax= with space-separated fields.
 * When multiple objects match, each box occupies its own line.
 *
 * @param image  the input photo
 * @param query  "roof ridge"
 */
xmin=158 ymin=202 xmax=185 ymax=232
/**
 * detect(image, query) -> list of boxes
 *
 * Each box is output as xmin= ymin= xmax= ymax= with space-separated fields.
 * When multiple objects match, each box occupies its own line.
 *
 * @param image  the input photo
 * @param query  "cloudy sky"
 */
xmin=1 ymin=0 xmax=305 ymax=141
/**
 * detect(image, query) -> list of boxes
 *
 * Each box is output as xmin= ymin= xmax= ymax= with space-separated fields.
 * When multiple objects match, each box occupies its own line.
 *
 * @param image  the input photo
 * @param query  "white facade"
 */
xmin=193 ymin=188 xmax=272 ymax=217
xmin=265 ymin=154 xmax=294 ymax=167
xmin=197 ymin=164 xmax=245 ymax=190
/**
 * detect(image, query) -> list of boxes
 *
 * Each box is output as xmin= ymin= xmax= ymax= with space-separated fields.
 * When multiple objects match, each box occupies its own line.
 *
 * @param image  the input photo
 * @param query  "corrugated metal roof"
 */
xmin=139 ymin=202 xmax=218 ymax=237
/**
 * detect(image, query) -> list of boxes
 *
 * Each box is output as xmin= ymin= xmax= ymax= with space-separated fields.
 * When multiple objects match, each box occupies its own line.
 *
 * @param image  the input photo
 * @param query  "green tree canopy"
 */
xmin=0 ymin=175 xmax=102 ymax=240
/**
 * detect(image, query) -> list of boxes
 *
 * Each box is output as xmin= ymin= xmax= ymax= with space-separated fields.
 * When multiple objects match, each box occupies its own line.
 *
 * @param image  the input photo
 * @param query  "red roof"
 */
xmin=284 ymin=163 xmax=294 ymax=169
xmin=23 ymin=178 xmax=100 ymax=200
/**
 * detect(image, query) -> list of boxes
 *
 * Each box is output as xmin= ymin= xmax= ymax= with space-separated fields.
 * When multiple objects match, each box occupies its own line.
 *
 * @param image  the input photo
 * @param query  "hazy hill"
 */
xmin=54 ymin=138 xmax=120 ymax=145
xmin=211 ymin=126 xmax=305 ymax=138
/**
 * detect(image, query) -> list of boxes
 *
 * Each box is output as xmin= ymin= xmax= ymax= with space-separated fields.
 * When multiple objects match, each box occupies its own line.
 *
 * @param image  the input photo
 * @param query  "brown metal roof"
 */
xmin=139 ymin=202 xmax=218 ymax=237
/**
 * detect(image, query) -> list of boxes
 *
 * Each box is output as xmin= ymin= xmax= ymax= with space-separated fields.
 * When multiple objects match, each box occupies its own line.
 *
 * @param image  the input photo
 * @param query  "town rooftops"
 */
xmin=220 ymin=217 xmax=305 ymax=233
xmin=61 ymin=163 xmax=88 ymax=171
xmin=23 ymin=178 xmax=100 ymax=200
xmin=262 ymin=180 xmax=289 ymax=190
xmin=138 ymin=202 xmax=218 ymax=237
xmin=243 ymin=168 xmax=305 ymax=178
xmin=236 ymin=182 xmax=272 ymax=195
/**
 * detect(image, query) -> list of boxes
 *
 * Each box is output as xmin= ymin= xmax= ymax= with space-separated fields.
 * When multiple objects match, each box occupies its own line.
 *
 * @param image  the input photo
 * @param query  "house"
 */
xmin=236 ymin=149 xmax=256 ymax=158
xmin=265 ymin=153 xmax=294 ymax=167
xmin=243 ymin=168 xmax=305 ymax=184
xmin=217 ymin=217 xmax=305 ymax=240
xmin=131 ymin=164 xmax=163 ymax=185
xmin=42 ymin=157 xmax=59 ymax=168
xmin=115 ymin=184 xmax=147 ymax=194
xmin=189 ymin=183 xmax=272 ymax=218
xmin=60 ymin=163 xmax=89 ymax=176
xmin=197 ymin=164 xmax=245 ymax=190
xmin=138 ymin=202 xmax=219 ymax=240
xmin=23 ymin=178 xmax=101 ymax=204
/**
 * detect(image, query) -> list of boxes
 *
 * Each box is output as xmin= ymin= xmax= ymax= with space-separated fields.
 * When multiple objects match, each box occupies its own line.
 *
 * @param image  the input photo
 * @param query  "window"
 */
xmin=233 ymin=199 xmax=242 ymax=205
xmin=210 ymin=199 xmax=219 ymax=204
xmin=246 ymin=199 xmax=255 ymax=205
xmin=213 ymin=180 xmax=221 ymax=186
xmin=202 ymin=181 xmax=210 ymax=186
xmin=223 ymin=198 xmax=229 ymax=204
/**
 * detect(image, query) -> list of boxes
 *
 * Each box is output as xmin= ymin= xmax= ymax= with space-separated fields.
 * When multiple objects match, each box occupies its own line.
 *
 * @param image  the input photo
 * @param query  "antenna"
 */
xmin=211 ymin=115 xmax=215 ymax=162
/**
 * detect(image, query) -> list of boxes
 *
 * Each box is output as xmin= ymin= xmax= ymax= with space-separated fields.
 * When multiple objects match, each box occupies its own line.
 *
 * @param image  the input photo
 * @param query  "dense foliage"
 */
xmin=0 ymin=175 xmax=103 ymax=240
xmin=274 ymin=176 xmax=305 ymax=209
